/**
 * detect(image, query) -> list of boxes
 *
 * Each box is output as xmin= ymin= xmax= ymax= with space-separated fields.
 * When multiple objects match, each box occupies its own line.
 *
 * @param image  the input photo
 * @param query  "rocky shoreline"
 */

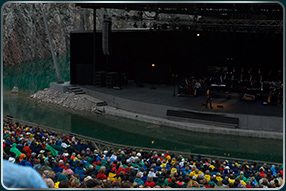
xmin=31 ymin=88 xmax=97 ymax=112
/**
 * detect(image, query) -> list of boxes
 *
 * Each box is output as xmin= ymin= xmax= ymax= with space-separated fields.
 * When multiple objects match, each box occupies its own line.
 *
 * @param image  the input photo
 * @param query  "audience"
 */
xmin=3 ymin=118 xmax=283 ymax=188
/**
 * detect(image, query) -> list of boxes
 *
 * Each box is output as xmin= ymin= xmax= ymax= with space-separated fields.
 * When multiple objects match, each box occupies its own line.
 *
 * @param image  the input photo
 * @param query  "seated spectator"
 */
xmin=134 ymin=173 xmax=145 ymax=186
xmin=44 ymin=178 xmax=55 ymax=188
xmin=145 ymin=176 xmax=155 ymax=187
xmin=97 ymin=167 xmax=107 ymax=180
xmin=3 ymin=160 xmax=48 ymax=188
xmin=59 ymin=180 xmax=71 ymax=188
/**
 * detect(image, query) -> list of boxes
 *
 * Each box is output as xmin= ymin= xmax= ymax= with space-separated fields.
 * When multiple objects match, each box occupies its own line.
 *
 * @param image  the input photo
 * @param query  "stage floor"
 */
xmin=80 ymin=81 xmax=283 ymax=117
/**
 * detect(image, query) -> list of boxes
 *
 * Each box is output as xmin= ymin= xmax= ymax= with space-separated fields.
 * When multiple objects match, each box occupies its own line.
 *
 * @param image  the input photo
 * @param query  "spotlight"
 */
xmin=197 ymin=33 xmax=200 ymax=37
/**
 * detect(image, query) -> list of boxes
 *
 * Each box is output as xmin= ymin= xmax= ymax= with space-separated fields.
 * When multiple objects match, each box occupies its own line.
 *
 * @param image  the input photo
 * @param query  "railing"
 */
xmin=3 ymin=115 xmax=283 ymax=167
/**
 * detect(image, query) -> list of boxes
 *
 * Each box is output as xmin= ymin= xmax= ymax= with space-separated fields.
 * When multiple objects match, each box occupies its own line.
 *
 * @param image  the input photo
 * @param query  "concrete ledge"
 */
xmin=102 ymin=106 xmax=283 ymax=140
xmin=50 ymin=82 xmax=71 ymax=93
xmin=81 ymin=87 xmax=283 ymax=133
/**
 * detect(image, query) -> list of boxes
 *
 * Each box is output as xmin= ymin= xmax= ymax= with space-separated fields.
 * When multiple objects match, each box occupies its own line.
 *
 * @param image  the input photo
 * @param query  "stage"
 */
xmin=77 ymin=81 xmax=283 ymax=134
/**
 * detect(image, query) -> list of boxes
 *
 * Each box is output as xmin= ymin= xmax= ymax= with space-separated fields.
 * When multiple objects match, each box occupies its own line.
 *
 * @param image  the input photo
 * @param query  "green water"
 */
xmin=3 ymin=52 xmax=70 ymax=93
xmin=3 ymin=53 xmax=283 ymax=163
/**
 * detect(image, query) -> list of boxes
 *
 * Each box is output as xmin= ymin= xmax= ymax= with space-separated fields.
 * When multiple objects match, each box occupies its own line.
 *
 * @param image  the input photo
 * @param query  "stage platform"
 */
xmin=78 ymin=81 xmax=283 ymax=133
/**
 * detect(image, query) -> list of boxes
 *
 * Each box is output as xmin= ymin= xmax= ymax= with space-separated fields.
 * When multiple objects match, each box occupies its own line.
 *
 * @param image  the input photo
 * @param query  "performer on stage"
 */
xmin=205 ymin=88 xmax=213 ymax=109
xmin=184 ymin=77 xmax=192 ymax=95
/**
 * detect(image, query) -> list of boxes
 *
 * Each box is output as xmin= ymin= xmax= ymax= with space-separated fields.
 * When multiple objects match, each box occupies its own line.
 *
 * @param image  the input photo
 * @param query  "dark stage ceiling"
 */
xmin=76 ymin=3 xmax=283 ymax=20
xmin=76 ymin=3 xmax=283 ymax=34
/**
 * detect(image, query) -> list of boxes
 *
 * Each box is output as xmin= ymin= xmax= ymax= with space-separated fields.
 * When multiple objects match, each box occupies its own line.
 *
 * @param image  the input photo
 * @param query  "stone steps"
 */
xmin=68 ymin=86 xmax=86 ymax=95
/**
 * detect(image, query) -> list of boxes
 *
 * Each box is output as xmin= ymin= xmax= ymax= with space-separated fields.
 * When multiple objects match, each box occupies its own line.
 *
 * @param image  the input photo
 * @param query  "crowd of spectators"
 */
xmin=3 ymin=118 xmax=283 ymax=188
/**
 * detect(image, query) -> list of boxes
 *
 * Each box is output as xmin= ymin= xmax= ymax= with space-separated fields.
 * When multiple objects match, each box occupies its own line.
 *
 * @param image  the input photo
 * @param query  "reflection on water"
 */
xmin=3 ymin=53 xmax=283 ymax=163
xmin=3 ymin=52 xmax=70 ymax=93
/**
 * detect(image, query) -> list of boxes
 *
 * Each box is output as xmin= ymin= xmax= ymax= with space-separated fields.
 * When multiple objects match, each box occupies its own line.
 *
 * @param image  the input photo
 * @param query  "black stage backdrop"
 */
xmin=70 ymin=30 xmax=282 ymax=85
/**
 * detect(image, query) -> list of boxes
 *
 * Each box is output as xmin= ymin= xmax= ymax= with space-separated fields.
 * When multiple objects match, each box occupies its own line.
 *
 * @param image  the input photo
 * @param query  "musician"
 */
xmin=257 ymin=68 xmax=262 ymax=76
xmin=238 ymin=73 xmax=244 ymax=87
xmin=230 ymin=74 xmax=236 ymax=88
xmin=205 ymin=88 xmax=213 ymax=109
xmin=195 ymin=80 xmax=202 ymax=89
xmin=248 ymin=74 xmax=255 ymax=88
xmin=219 ymin=75 xmax=224 ymax=84
xmin=248 ymin=68 xmax=253 ymax=75
xmin=268 ymin=86 xmax=279 ymax=104
xmin=259 ymin=74 xmax=264 ymax=91
xmin=232 ymin=66 xmax=236 ymax=74
xmin=184 ymin=77 xmax=192 ymax=95
xmin=249 ymin=74 xmax=253 ymax=84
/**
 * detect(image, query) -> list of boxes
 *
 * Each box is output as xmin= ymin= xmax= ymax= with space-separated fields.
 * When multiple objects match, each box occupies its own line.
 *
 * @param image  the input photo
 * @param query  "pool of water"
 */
xmin=3 ymin=53 xmax=283 ymax=163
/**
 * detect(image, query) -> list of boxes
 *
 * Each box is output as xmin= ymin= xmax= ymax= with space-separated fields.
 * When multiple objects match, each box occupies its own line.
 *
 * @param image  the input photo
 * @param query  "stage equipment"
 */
xmin=102 ymin=18 xmax=112 ymax=55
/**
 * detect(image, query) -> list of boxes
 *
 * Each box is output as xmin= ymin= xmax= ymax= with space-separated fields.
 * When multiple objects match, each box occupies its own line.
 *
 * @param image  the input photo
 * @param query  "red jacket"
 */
xmin=117 ymin=167 xmax=125 ymax=175
xmin=59 ymin=163 xmax=65 ymax=169
xmin=157 ymin=156 xmax=164 ymax=161
xmin=22 ymin=146 xmax=32 ymax=158
xmin=97 ymin=173 xmax=107 ymax=180
xmin=176 ymin=181 xmax=184 ymax=186
xmin=260 ymin=171 xmax=266 ymax=177
xmin=145 ymin=181 xmax=155 ymax=187
xmin=63 ymin=166 xmax=70 ymax=170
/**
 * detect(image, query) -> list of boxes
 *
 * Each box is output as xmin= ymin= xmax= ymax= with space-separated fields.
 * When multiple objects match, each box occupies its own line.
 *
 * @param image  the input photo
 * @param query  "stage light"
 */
xmin=152 ymin=64 xmax=155 ymax=67
xmin=133 ymin=22 xmax=138 ymax=28
xmin=197 ymin=33 xmax=200 ymax=37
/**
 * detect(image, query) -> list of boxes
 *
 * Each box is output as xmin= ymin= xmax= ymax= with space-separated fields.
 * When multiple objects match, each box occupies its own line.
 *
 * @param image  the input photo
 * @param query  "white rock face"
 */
xmin=31 ymin=88 xmax=96 ymax=112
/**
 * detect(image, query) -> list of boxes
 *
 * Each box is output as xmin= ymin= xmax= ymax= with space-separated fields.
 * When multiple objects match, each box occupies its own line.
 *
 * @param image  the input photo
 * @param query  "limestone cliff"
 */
xmin=3 ymin=3 xmax=156 ymax=66
xmin=3 ymin=3 xmax=94 ymax=66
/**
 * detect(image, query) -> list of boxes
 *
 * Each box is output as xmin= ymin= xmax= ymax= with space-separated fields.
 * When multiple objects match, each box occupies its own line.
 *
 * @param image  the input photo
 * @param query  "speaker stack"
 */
xmin=102 ymin=18 xmax=111 ymax=55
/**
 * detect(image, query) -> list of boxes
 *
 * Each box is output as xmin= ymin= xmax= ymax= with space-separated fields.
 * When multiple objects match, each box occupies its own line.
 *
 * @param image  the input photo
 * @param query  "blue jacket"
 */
xmin=74 ymin=167 xmax=86 ymax=176
xmin=52 ymin=166 xmax=63 ymax=173
xmin=19 ymin=160 xmax=32 ymax=167
xmin=270 ymin=166 xmax=277 ymax=175
xmin=141 ymin=175 xmax=148 ymax=183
